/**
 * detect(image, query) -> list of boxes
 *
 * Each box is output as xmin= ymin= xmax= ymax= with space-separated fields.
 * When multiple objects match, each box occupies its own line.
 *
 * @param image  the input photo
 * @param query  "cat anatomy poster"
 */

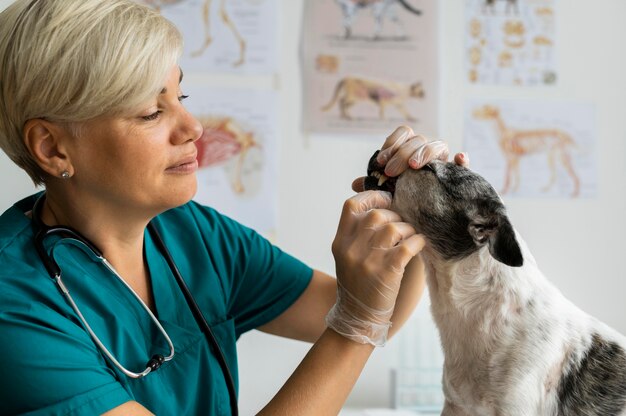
xmin=465 ymin=0 xmax=557 ymax=86
xmin=464 ymin=99 xmax=596 ymax=199
xmin=135 ymin=0 xmax=278 ymax=74
xmin=301 ymin=0 xmax=439 ymax=136
xmin=185 ymin=87 xmax=279 ymax=235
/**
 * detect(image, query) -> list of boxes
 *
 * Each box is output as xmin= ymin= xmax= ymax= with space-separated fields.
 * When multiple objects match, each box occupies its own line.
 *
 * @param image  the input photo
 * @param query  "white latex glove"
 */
xmin=352 ymin=126 xmax=469 ymax=192
xmin=376 ymin=126 xmax=455 ymax=176
xmin=326 ymin=191 xmax=426 ymax=347
xmin=377 ymin=126 xmax=469 ymax=177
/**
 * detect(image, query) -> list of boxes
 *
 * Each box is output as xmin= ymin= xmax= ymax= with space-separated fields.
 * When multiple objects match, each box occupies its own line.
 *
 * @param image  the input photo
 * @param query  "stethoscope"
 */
xmin=31 ymin=194 xmax=239 ymax=415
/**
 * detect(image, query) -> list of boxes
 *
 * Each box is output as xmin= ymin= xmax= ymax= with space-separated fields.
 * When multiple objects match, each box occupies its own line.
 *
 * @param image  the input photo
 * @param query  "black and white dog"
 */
xmin=364 ymin=151 xmax=626 ymax=416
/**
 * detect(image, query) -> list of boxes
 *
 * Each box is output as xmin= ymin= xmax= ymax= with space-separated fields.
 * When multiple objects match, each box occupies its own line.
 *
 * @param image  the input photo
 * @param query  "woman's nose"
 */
xmin=173 ymin=107 xmax=203 ymax=144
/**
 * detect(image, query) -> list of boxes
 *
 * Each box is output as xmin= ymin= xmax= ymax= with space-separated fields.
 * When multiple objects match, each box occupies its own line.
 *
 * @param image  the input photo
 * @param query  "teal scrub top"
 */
xmin=0 ymin=194 xmax=313 ymax=415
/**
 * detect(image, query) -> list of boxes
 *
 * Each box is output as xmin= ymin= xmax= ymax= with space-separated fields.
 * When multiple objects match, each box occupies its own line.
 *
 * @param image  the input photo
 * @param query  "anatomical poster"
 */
xmin=185 ymin=86 xmax=279 ymax=234
xmin=463 ymin=99 xmax=596 ymax=199
xmin=465 ymin=0 xmax=557 ymax=86
xmin=301 ymin=0 xmax=439 ymax=137
xmin=136 ymin=0 xmax=278 ymax=75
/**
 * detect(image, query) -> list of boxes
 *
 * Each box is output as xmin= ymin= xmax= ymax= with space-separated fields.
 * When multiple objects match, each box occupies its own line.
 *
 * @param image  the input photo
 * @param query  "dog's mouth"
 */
xmin=363 ymin=150 xmax=397 ymax=195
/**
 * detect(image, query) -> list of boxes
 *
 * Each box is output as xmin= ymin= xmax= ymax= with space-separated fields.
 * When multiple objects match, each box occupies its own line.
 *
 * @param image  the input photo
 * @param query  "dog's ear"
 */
xmin=468 ymin=215 xmax=523 ymax=267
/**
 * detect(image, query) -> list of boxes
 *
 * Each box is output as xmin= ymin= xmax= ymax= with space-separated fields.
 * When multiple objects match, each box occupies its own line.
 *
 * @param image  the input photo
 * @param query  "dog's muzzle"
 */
xmin=363 ymin=150 xmax=397 ymax=195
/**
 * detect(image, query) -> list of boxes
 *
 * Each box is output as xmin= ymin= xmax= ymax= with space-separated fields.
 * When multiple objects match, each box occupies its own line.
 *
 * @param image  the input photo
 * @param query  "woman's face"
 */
xmin=65 ymin=65 xmax=203 ymax=215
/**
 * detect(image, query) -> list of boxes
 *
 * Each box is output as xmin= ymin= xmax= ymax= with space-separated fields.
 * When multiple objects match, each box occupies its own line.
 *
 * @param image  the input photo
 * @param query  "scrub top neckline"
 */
xmin=4 ymin=195 xmax=196 ymax=337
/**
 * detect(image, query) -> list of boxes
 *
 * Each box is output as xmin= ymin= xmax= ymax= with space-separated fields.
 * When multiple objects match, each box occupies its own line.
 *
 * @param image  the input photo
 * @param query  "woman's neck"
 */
xmin=41 ymin=189 xmax=151 ymax=254
xmin=39 ymin=189 xmax=157 ymax=310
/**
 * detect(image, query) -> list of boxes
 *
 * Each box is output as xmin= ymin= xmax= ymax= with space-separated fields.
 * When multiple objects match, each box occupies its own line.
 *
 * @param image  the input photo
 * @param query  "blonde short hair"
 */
xmin=0 ymin=0 xmax=183 ymax=185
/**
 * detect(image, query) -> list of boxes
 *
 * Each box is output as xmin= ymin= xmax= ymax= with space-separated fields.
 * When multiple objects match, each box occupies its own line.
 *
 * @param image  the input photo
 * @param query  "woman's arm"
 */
xmin=257 ymin=269 xmax=336 ymax=342
xmin=259 ymin=188 xmax=425 ymax=414
xmin=102 ymin=401 xmax=154 ymax=416
xmin=258 ymin=256 xmax=425 ymax=343
xmin=257 ymin=329 xmax=374 ymax=415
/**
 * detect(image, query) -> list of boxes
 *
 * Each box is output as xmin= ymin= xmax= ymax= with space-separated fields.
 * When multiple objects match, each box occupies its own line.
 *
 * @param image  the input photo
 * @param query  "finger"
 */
xmin=351 ymin=190 xmax=393 ymax=213
xmin=362 ymin=208 xmax=403 ymax=229
xmin=408 ymin=140 xmax=450 ymax=170
xmin=388 ymin=234 xmax=427 ymax=270
xmin=370 ymin=222 xmax=417 ymax=249
xmin=352 ymin=177 xmax=365 ymax=193
xmin=377 ymin=126 xmax=415 ymax=165
xmin=337 ymin=191 xmax=393 ymax=235
xmin=384 ymin=135 xmax=428 ymax=176
xmin=454 ymin=152 xmax=470 ymax=168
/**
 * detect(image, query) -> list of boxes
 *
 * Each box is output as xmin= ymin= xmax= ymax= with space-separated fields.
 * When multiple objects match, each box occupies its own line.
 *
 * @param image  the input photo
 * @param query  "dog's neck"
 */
xmin=423 ymin=244 xmax=533 ymax=376
xmin=422 ymin=238 xmax=555 ymax=347
xmin=421 ymin=233 xmax=601 ymax=377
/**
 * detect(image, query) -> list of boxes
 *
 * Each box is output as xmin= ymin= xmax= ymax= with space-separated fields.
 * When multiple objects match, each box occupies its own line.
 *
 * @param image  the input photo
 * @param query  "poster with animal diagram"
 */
xmin=184 ymin=87 xmax=278 ymax=234
xmin=464 ymin=99 xmax=596 ymax=199
xmin=136 ymin=0 xmax=278 ymax=74
xmin=301 ymin=0 xmax=439 ymax=136
xmin=465 ymin=0 xmax=557 ymax=86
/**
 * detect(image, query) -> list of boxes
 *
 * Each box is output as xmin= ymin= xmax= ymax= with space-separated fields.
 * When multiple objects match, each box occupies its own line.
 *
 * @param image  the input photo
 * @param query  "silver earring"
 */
xmin=61 ymin=171 xmax=71 ymax=180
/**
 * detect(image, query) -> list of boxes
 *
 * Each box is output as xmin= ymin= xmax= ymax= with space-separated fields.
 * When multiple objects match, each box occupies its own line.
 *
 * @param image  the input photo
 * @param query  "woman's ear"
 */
xmin=23 ymin=119 xmax=73 ymax=179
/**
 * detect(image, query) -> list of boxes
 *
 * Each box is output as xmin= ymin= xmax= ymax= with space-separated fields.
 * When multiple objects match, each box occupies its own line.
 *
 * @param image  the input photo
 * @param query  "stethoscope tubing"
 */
xmin=148 ymin=223 xmax=239 ymax=416
xmin=31 ymin=194 xmax=239 ymax=415
xmin=51 ymin=245 xmax=176 ymax=378
xmin=32 ymin=200 xmax=176 ymax=378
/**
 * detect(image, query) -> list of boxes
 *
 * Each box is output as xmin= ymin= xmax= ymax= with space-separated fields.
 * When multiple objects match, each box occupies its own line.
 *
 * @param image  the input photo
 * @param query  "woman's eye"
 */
xmin=141 ymin=95 xmax=188 ymax=121
xmin=142 ymin=111 xmax=162 ymax=121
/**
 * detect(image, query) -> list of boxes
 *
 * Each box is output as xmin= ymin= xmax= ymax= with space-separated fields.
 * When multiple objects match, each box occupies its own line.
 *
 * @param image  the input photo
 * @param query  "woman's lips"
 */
xmin=166 ymin=154 xmax=198 ymax=174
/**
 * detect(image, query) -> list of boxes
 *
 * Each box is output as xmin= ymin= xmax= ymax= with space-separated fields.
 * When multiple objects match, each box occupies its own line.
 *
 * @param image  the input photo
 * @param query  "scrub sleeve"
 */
xmin=0 ymin=195 xmax=313 ymax=415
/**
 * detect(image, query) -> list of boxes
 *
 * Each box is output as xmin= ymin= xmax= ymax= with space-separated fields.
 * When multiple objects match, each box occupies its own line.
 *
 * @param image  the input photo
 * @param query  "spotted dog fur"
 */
xmin=364 ymin=152 xmax=626 ymax=415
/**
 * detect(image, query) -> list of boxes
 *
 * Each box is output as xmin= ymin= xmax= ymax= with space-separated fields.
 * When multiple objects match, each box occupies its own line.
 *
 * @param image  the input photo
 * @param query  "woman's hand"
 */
xmin=352 ymin=126 xmax=470 ymax=192
xmin=325 ymin=190 xmax=426 ymax=346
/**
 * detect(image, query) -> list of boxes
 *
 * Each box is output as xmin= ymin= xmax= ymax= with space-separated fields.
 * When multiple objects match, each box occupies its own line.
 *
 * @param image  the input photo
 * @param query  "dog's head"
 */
xmin=364 ymin=151 xmax=523 ymax=267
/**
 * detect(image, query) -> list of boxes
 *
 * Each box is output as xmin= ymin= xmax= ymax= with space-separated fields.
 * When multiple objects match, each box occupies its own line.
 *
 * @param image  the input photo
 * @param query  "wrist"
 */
xmin=325 ymin=301 xmax=393 ymax=347
xmin=322 ymin=327 xmax=377 ymax=353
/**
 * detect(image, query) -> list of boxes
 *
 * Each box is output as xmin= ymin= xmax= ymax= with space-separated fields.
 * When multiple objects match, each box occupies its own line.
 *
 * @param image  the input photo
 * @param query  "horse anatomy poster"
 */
xmin=301 ymin=0 xmax=439 ymax=136
xmin=465 ymin=0 xmax=557 ymax=86
xmin=464 ymin=99 xmax=596 ymax=199
xmin=186 ymin=87 xmax=279 ymax=235
xmin=136 ymin=0 xmax=278 ymax=74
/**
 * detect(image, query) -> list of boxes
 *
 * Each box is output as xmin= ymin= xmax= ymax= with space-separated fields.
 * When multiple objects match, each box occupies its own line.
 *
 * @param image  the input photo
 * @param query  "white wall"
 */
xmin=1 ymin=0 xmax=625 ymax=414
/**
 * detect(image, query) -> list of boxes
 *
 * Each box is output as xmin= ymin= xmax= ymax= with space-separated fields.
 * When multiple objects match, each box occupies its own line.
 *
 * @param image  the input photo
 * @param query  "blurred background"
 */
xmin=1 ymin=0 xmax=624 ymax=414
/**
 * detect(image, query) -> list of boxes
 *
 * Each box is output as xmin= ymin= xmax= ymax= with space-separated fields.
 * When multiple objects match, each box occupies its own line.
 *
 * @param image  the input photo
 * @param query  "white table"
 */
xmin=340 ymin=409 xmax=438 ymax=416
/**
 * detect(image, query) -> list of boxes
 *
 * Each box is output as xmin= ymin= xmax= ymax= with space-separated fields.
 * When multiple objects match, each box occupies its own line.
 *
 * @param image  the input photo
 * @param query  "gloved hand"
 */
xmin=326 ymin=191 xmax=426 ymax=347
xmin=352 ymin=126 xmax=470 ymax=192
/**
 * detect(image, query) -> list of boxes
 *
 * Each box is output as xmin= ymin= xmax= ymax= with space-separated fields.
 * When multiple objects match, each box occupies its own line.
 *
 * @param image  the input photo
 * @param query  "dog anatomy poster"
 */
xmin=301 ymin=0 xmax=439 ymax=136
xmin=464 ymin=99 xmax=596 ymax=199
xmin=465 ymin=0 xmax=557 ymax=86
xmin=185 ymin=87 xmax=279 ymax=234
xmin=136 ymin=0 xmax=278 ymax=74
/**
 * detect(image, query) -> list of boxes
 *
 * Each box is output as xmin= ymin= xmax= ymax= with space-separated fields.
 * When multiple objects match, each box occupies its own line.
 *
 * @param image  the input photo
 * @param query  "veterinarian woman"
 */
xmin=0 ymin=1 xmax=466 ymax=414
